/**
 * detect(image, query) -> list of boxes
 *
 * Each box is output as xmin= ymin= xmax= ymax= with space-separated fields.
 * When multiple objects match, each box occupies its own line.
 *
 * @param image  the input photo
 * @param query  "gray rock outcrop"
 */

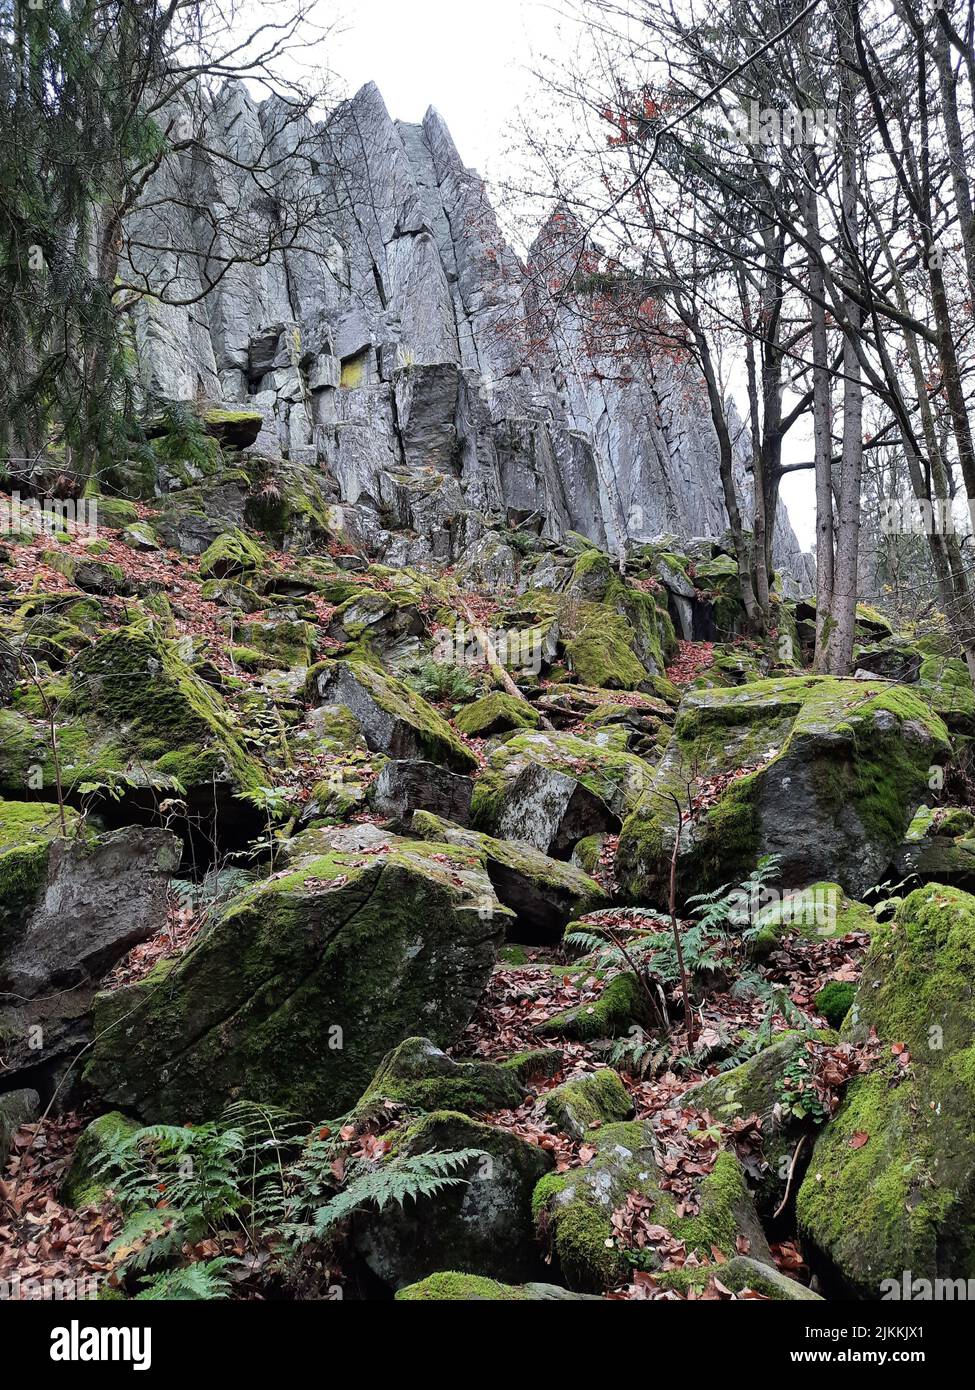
xmin=121 ymin=81 xmax=810 ymax=583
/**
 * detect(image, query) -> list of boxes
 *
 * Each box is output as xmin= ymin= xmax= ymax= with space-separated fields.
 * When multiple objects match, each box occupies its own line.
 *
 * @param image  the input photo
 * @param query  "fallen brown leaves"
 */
xmin=0 ymin=1113 xmax=116 ymax=1298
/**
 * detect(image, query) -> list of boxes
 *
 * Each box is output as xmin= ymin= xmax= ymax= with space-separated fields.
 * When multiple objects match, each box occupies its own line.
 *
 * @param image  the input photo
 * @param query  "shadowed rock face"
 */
xmin=122 ymin=81 xmax=809 ymax=585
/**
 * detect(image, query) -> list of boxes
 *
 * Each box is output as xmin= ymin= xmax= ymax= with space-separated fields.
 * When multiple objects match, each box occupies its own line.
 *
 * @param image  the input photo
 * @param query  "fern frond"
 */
xmin=311 ymin=1148 xmax=486 ymax=1235
xmin=134 ymin=1258 xmax=234 ymax=1301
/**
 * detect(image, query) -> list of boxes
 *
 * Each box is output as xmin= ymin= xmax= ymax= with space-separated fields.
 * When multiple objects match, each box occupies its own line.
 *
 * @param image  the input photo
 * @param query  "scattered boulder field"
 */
xmin=2 ymin=448 xmax=974 ymax=1303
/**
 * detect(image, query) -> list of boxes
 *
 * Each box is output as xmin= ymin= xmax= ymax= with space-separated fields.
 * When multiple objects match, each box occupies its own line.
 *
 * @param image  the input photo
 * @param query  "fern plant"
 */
xmin=134 ymin=1259 xmax=235 ymax=1301
xmin=402 ymin=656 xmax=481 ymax=705
xmin=298 ymin=1148 xmax=487 ymax=1241
xmin=686 ymin=855 xmax=782 ymax=935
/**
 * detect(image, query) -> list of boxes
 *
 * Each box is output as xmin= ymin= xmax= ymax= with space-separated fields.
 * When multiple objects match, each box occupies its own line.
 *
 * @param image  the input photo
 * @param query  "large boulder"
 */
xmin=797 ymin=884 xmax=975 ymax=1295
xmin=410 ymin=810 xmax=607 ymax=940
xmin=532 ymin=1121 xmax=770 ymax=1292
xmin=83 ymin=826 xmax=509 ymax=1121
xmin=0 ymin=624 xmax=266 ymax=817
xmin=352 ymin=1110 xmax=553 ymax=1289
xmin=0 ymin=824 xmax=180 ymax=999
xmin=472 ymin=728 xmax=653 ymax=859
xmin=307 ymin=658 xmax=478 ymax=773
xmin=617 ymin=676 xmax=950 ymax=903
xmin=370 ymin=761 xmax=474 ymax=828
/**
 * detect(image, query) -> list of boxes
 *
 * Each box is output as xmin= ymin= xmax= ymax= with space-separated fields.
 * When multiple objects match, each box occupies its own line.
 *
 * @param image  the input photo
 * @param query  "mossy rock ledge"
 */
xmin=307 ymin=658 xmax=477 ymax=773
xmin=617 ymin=675 xmax=951 ymax=903
xmin=532 ymin=1121 xmax=770 ymax=1293
xmin=359 ymin=1037 xmax=524 ymax=1115
xmin=409 ymin=810 xmax=607 ymax=940
xmin=797 ymin=883 xmax=975 ymax=1295
xmin=83 ymin=825 xmax=510 ymax=1122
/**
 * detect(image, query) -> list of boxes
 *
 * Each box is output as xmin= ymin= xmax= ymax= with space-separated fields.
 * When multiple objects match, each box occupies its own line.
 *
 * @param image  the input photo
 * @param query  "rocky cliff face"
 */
xmin=125 ymin=80 xmax=809 ymax=583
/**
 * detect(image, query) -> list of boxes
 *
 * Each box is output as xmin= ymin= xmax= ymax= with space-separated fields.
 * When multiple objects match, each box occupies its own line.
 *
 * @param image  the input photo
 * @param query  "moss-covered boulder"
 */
xmin=395 ymin=1272 xmax=600 ymax=1300
xmin=797 ymin=884 xmax=975 ymax=1294
xmin=617 ymin=676 xmax=950 ymax=903
xmin=894 ymin=804 xmax=975 ymax=887
xmin=410 ymin=810 xmax=607 ymax=941
xmin=454 ymin=692 xmax=540 ymax=737
xmin=43 ymin=550 xmax=133 ymax=597
xmin=61 ymin=1111 xmax=141 ymax=1208
xmin=352 ymin=1110 xmax=554 ymax=1289
xmin=563 ymin=549 xmax=673 ymax=684
xmin=233 ymin=615 xmax=315 ymax=669
xmin=83 ymin=825 xmax=509 ymax=1121
xmin=200 ymin=405 xmax=264 ymax=448
xmin=916 ymin=653 xmax=975 ymax=733
xmin=536 ymin=972 xmax=648 ymax=1042
xmin=359 ymin=1037 xmax=523 ymax=1115
xmin=472 ymin=728 xmax=653 ymax=859
xmin=747 ymin=882 xmax=876 ymax=960
xmin=307 ymin=658 xmax=477 ymax=773
xmin=693 ymin=554 xmax=746 ymax=637
xmin=542 ymin=1068 xmax=634 ymax=1139
xmin=326 ymin=586 xmax=426 ymax=655
xmin=0 ymin=624 xmax=265 ymax=811
xmin=718 ymin=1256 xmax=823 ymax=1300
xmin=533 ymin=1122 xmax=770 ymax=1292
xmin=198 ymin=527 xmax=267 ymax=581
xmin=678 ymin=1031 xmax=835 ymax=1216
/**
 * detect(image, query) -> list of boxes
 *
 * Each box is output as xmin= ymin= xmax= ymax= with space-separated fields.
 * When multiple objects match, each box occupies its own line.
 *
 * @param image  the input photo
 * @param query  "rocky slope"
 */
xmin=4 ymin=80 xmax=974 ymax=1308
xmin=1 ymin=449 xmax=973 ymax=1300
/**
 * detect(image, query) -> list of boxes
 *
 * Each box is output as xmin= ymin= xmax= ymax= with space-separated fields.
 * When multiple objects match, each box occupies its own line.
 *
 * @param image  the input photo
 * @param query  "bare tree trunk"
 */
xmin=804 ymin=168 xmax=837 ymax=672
xmin=818 ymin=0 xmax=863 ymax=675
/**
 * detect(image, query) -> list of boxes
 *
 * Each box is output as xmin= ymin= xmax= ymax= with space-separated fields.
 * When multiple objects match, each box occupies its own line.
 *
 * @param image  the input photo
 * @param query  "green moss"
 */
xmin=235 ymin=618 xmax=315 ymax=668
xmin=395 ymin=1272 xmax=530 ymax=1301
xmin=0 ymin=799 xmax=79 ymax=953
xmin=564 ymin=614 xmax=649 ymax=690
xmin=198 ymin=528 xmax=267 ymax=581
xmin=61 ymin=1112 xmax=140 ymax=1209
xmin=539 ymin=972 xmax=645 ymax=1041
xmin=670 ymin=1151 xmax=748 ymax=1254
xmin=68 ymin=622 xmax=264 ymax=795
xmin=797 ymin=884 xmax=975 ymax=1291
xmin=502 ymin=1048 xmax=563 ymax=1084
xmin=359 ymin=1037 xmax=523 ymax=1115
xmin=815 ymin=981 xmax=856 ymax=1029
xmin=455 ymin=692 xmax=539 ymax=737
xmin=543 ymin=1068 xmax=633 ymax=1137
xmin=90 ymin=497 xmax=140 ymax=530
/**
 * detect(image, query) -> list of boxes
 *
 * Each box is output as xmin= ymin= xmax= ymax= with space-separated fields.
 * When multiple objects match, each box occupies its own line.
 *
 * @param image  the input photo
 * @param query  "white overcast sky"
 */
xmin=312 ymin=0 xmax=816 ymax=549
